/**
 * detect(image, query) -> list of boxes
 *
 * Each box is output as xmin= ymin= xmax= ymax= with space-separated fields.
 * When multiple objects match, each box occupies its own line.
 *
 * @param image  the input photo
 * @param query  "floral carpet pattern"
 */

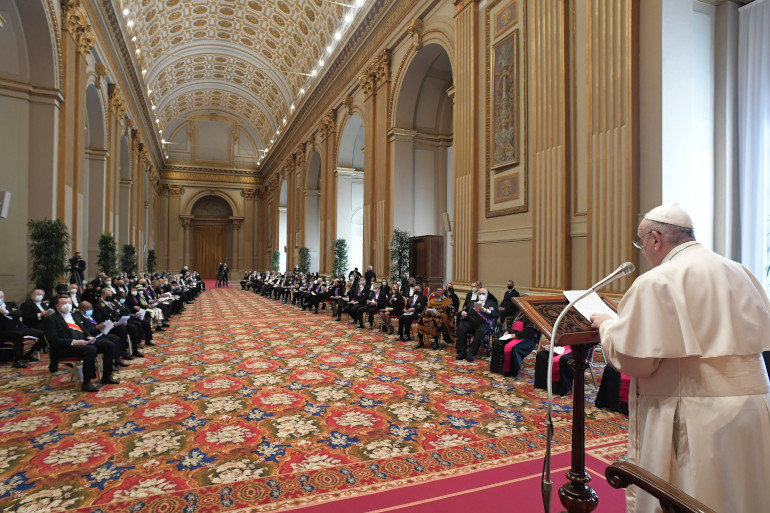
xmin=0 ymin=288 xmax=627 ymax=512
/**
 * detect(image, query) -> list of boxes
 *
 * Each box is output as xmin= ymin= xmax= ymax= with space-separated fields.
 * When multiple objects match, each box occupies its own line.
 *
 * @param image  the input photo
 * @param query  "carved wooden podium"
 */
xmin=513 ymin=295 xmax=618 ymax=513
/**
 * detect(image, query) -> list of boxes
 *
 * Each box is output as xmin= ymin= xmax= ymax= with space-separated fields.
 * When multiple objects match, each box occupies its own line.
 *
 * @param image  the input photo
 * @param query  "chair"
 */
xmin=0 ymin=335 xmax=42 ymax=363
xmin=586 ymin=344 xmax=605 ymax=389
xmin=44 ymin=335 xmax=102 ymax=386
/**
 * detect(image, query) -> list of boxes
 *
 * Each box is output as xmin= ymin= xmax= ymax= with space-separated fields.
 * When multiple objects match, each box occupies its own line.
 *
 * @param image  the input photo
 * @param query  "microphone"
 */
xmin=588 ymin=262 xmax=635 ymax=293
xmin=541 ymin=261 xmax=635 ymax=513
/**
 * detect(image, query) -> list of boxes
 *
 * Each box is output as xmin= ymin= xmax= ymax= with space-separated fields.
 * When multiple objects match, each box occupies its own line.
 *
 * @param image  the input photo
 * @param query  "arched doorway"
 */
xmin=337 ymin=115 xmax=365 ymax=275
xmin=279 ymin=180 xmax=288 ymax=272
xmin=305 ymin=152 xmax=321 ymax=272
xmin=392 ymin=44 xmax=454 ymax=282
xmin=84 ymin=83 xmax=107 ymax=267
xmin=191 ymin=195 xmax=233 ymax=279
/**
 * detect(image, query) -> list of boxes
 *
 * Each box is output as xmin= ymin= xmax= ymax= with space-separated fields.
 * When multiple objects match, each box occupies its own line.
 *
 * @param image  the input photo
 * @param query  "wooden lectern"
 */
xmin=512 ymin=295 xmax=618 ymax=513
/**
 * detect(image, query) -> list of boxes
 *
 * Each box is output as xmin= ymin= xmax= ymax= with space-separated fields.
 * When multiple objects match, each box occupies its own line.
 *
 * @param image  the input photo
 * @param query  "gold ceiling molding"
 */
xmin=407 ymin=19 xmax=425 ymax=49
xmin=167 ymin=184 xmax=183 ymax=196
xmin=357 ymin=49 xmax=391 ymax=98
xmin=242 ymin=188 xmax=258 ymax=200
xmin=453 ymin=0 xmax=479 ymax=16
xmin=94 ymin=63 xmax=108 ymax=88
xmin=62 ymin=0 xmax=96 ymax=55
xmin=161 ymin=170 xmax=259 ymax=185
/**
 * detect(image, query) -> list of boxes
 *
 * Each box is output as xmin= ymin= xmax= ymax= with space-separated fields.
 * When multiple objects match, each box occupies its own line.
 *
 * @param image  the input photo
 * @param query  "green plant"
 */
xmin=146 ymin=249 xmax=157 ymax=274
xmin=332 ymin=239 xmax=348 ymax=279
xmin=271 ymin=250 xmax=281 ymax=272
xmin=97 ymin=233 xmax=118 ymax=277
xmin=120 ymin=244 xmax=137 ymax=274
xmin=27 ymin=218 xmax=71 ymax=297
xmin=298 ymin=246 xmax=311 ymax=274
xmin=389 ymin=228 xmax=411 ymax=283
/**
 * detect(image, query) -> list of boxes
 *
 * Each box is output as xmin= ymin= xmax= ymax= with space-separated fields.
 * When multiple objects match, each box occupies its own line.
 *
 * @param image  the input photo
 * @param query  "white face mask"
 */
xmin=479 ymin=294 xmax=487 ymax=302
xmin=472 ymin=287 xmax=479 ymax=293
xmin=60 ymin=303 xmax=72 ymax=314
xmin=131 ymin=291 xmax=138 ymax=296
xmin=70 ymin=289 xmax=78 ymax=295
xmin=34 ymin=295 xmax=44 ymax=302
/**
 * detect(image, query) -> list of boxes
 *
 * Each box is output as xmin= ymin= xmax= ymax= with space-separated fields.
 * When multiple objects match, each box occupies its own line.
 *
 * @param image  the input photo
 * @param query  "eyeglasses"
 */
xmin=633 ymin=231 xmax=653 ymax=250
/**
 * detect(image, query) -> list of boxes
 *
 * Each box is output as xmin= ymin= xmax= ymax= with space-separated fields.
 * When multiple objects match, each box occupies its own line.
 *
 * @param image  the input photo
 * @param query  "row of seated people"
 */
xmin=0 ymin=271 xmax=202 ymax=392
xmin=241 ymin=271 xmax=533 ymax=365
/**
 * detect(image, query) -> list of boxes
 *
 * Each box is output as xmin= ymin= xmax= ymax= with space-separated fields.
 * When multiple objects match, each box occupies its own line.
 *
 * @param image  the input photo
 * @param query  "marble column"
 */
xmin=180 ymin=215 xmax=193 ymax=267
xmin=231 ymin=218 xmax=243 ymax=269
xmin=319 ymin=116 xmax=337 ymax=273
xmin=243 ymin=188 xmax=257 ymax=269
xmin=167 ymin=185 xmax=183 ymax=271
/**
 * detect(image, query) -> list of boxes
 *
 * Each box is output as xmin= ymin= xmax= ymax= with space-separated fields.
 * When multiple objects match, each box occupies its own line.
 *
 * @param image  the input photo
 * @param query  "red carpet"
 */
xmin=282 ymin=448 xmax=626 ymax=513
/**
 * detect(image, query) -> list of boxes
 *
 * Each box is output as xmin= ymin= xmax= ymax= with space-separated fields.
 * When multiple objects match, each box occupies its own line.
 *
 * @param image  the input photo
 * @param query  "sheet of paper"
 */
xmin=136 ymin=309 xmax=146 ymax=320
xmin=117 ymin=315 xmax=130 ymax=326
xmin=100 ymin=320 xmax=114 ymax=334
xmin=563 ymin=290 xmax=618 ymax=322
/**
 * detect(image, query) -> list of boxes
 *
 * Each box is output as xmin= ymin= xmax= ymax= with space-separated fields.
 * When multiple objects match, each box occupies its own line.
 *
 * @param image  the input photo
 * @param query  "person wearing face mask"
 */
xmin=498 ymin=280 xmax=520 ymax=323
xmin=67 ymin=285 xmax=81 ymax=309
xmin=20 ymin=289 xmax=55 ymax=332
xmin=115 ymin=291 xmax=155 ymax=348
xmin=93 ymin=289 xmax=144 ymax=358
xmin=414 ymin=288 xmax=457 ymax=350
xmin=74 ymin=301 xmax=129 ymax=370
xmin=43 ymin=295 xmax=119 ymax=392
xmin=0 ymin=290 xmax=46 ymax=368
xmin=361 ymin=283 xmax=387 ymax=330
xmin=455 ymin=287 xmax=499 ymax=362
xmin=445 ymin=283 xmax=460 ymax=311
xmin=341 ymin=279 xmax=365 ymax=321
xmin=398 ymin=285 xmax=427 ymax=342
xmin=379 ymin=284 xmax=404 ymax=335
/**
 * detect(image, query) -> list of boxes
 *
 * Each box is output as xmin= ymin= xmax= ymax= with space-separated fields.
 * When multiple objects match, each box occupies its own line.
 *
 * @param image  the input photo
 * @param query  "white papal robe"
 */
xmin=598 ymin=241 xmax=770 ymax=513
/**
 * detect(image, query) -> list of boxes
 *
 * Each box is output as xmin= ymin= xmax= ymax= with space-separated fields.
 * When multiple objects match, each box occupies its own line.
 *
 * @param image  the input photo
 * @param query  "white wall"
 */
xmin=661 ymin=0 xmax=716 ymax=248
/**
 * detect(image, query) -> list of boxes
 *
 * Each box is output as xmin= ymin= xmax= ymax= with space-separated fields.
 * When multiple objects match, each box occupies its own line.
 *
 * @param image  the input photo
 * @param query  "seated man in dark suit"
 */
xmin=20 ymin=289 xmax=55 ymax=331
xmin=0 ymin=290 xmax=45 ymax=368
xmin=498 ymin=280 xmax=520 ymax=323
xmin=43 ymin=295 xmax=119 ymax=392
xmin=455 ymin=287 xmax=499 ymax=362
xmin=74 ymin=301 xmax=129 ymax=370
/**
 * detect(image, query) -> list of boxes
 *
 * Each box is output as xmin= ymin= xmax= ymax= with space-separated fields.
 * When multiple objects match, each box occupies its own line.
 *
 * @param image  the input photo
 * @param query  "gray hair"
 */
xmin=642 ymin=219 xmax=696 ymax=244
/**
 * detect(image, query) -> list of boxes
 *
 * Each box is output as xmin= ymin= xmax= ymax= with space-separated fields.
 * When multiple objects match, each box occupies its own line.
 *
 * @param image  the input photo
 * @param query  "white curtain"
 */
xmin=738 ymin=0 xmax=770 ymax=292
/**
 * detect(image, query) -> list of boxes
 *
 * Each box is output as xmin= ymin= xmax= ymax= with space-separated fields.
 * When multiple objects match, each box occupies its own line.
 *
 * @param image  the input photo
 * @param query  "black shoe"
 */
xmin=388 ymin=326 xmax=394 ymax=335
xmin=357 ymin=324 xmax=365 ymax=329
xmin=81 ymin=381 xmax=98 ymax=392
xmin=413 ymin=341 xmax=424 ymax=349
xmin=123 ymin=354 xmax=133 ymax=361
xmin=145 ymin=341 xmax=156 ymax=346
xmin=456 ymin=353 xmax=466 ymax=360
xmin=313 ymin=310 xmax=319 ymax=314
xmin=162 ymin=322 xmax=171 ymax=327
xmin=12 ymin=361 xmax=27 ymax=369
xmin=115 ymin=360 xmax=130 ymax=367
xmin=155 ymin=327 xmax=166 ymax=332
xmin=101 ymin=377 xmax=120 ymax=385
xmin=431 ymin=338 xmax=440 ymax=350
xmin=132 ymin=351 xmax=145 ymax=358
xmin=23 ymin=351 xmax=40 ymax=362
xmin=335 ymin=317 xmax=341 ymax=321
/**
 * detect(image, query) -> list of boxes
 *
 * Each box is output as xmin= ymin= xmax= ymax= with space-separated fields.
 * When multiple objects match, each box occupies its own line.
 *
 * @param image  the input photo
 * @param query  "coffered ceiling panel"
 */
xmin=117 ymin=0 xmax=347 ymax=166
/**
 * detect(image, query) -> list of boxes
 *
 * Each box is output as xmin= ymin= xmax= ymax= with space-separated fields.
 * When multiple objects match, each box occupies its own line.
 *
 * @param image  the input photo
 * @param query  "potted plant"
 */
xmin=271 ymin=250 xmax=280 ymax=272
xmin=120 ymin=244 xmax=137 ymax=274
xmin=389 ymin=228 xmax=411 ymax=283
xmin=27 ymin=218 xmax=70 ymax=297
xmin=146 ymin=249 xmax=157 ymax=274
xmin=298 ymin=247 xmax=311 ymax=273
xmin=332 ymin=239 xmax=348 ymax=279
xmin=97 ymin=233 xmax=118 ymax=277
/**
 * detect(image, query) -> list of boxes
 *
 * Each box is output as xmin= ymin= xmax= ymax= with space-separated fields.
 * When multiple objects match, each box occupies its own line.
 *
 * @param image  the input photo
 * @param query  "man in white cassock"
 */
xmin=590 ymin=204 xmax=770 ymax=513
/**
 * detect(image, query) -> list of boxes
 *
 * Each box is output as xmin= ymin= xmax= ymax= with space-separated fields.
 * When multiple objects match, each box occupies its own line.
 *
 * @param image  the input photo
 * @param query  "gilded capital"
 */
xmin=372 ymin=49 xmax=391 ymax=87
xmin=454 ymin=0 xmax=479 ymax=16
xmin=108 ymin=84 xmax=128 ymax=119
xmin=358 ymin=71 xmax=375 ymax=98
xmin=318 ymin=111 xmax=336 ymax=141
xmin=243 ymin=188 xmax=257 ymax=200
xmin=342 ymin=96 xmax=354 ymax=116
xmin=63 ymin=2 xmax=96 ymax=55
xmin=167 ymin=184 xmax=183 ymax=197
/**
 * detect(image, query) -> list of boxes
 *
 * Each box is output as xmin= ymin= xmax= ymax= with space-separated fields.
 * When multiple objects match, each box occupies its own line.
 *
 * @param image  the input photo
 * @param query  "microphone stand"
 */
xmin=542 ymin=263 xmax=633 ymax=513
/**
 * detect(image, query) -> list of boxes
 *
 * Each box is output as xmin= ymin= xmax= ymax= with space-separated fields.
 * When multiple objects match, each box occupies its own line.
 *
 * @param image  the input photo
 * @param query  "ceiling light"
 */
xmin=355 ymin=0 xmax=364 ymax=7
xmin=161 ymin=138 xmax=166 ymax=144
xmin=159 ymin=129 xmax=163 ymax=134
xmin=147 ymin=89 xmax=152 ymax=94
xmin=276 ymin=130 xmax=280 ymax=135
xmin=122 ymin=8 xmax=129 ymax=16
xmin=345 ymin=13 xmax=353 ymax=23
xmin=127 ymin=20 xmax=134 ymax=28
xmin=300 ymin=88 xmax=305 ymax=94
xmin=282 ymin=118 xmax=287 ymax=124
xmin=326 ymin=46 xmax=332 ymax=54
xmin=135 ymin=48 xmax=141 ymax=54
xmin=290 ymin=104 xmax=295 ymax=111
xmin=334 ymin=32 xmax=341 ymax=40
xmin=156 ymin=118 xmax=160 ymax=123
xmin=151 ymin=105 xmax=156 ymax=110
xmin=270 ymin=139 xmax=274 ymax=144
xmin=319 ymin=59 xmax=325 ymax=67
xmin=142 ymin=69 xmax=147 ymax=75
xmin=310 ymin=69 xmax=317 ymax=77
xmin=132 ymin=36 xmax=137 ymax=42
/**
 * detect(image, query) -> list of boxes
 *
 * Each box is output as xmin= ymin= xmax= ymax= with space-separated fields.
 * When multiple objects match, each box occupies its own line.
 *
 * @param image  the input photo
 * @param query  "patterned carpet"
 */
xmin=0 ymin=288 xmax=627 ymax=513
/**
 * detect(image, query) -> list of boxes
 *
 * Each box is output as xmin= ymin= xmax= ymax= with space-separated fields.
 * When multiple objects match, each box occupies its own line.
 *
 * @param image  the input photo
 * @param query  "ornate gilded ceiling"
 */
xmin=116 ymin=0 xmax=349 ymax=163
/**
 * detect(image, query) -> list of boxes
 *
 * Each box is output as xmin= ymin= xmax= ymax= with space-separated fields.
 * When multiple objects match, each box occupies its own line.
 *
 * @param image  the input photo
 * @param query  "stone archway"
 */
xmin=392 ymin=44 xmax=454 ymax=282
xmin=336 ymin=115 xmax=365 ymax=274
xmin=190 ymin=195 xmax=234 ymax=279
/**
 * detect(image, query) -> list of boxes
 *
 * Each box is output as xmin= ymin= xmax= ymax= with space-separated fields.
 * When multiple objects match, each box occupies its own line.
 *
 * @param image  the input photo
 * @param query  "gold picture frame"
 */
xmin=490 ymin=30 xmax=519 ymax=170
xmin=494 ymin=0 xmax=518 ymax=39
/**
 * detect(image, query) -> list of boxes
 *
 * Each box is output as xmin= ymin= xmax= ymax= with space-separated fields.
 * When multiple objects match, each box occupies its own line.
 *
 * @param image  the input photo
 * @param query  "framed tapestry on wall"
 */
xmin=486 ymin=0 xmax=528 ymax=217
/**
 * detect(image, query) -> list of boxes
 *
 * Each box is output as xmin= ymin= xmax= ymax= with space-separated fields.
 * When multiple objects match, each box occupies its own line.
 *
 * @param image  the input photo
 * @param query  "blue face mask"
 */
xmin=119 ymin=298 xmax=126 ymax=304
xmin=85 ymin=310 xmax=93 ymax=317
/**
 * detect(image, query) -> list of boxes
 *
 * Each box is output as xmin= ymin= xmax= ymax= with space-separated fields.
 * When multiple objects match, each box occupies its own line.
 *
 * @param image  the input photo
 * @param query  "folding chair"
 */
xmin=45 ymin=335 xmax=102 ymax=386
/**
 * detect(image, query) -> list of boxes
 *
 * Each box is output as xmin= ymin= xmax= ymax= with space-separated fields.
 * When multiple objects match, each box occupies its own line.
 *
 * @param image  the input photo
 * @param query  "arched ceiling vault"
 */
xmin=119 ymin=0 xmax=348 ymax=165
